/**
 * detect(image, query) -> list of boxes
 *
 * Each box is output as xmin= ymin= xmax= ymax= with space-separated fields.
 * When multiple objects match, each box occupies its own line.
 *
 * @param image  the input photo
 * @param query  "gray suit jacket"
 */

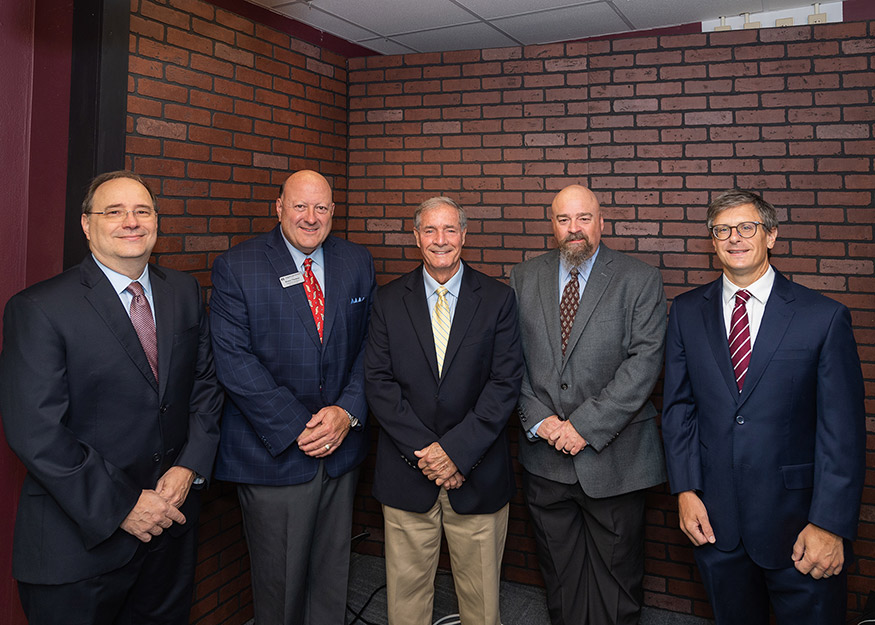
xmin=510 ymin=244 xmax=667 ymax=498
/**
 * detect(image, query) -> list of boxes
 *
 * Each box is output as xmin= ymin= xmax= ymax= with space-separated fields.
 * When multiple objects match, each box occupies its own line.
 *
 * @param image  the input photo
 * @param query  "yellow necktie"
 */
xmin=433 ymin=286 xmax=451 ymax=376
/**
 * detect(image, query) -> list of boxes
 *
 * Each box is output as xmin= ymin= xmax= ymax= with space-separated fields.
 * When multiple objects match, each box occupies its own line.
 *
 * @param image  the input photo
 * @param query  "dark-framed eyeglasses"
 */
xmin=710 ymin=221 xmax=763 ymax=240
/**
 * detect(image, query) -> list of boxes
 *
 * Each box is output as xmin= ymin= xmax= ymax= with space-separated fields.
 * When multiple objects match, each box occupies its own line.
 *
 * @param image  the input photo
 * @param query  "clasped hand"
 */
xmin=120 ymin=465 xmax=195 ymax=543
xmin=540 ymin=415 xmax=587 ymax=455
xmin=415 ymin=442 xmax=464 ymax=490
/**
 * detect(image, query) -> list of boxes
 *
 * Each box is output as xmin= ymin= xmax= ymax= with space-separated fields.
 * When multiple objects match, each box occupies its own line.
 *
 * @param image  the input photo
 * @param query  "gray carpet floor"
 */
xmin=346 ymin=553 xmax=713 ymax=625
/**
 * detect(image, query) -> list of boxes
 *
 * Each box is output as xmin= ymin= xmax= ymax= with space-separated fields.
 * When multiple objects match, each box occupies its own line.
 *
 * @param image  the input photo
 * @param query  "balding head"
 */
xmin=276 ymin=170 xmax=335 ymax=254
xmin=550 ymin=184 xmax=604 ymax=266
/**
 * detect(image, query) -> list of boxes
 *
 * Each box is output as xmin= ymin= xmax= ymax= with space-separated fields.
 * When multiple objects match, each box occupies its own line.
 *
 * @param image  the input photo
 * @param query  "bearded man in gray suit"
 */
xmin=510 ymin=185 xmax=667 ymax=625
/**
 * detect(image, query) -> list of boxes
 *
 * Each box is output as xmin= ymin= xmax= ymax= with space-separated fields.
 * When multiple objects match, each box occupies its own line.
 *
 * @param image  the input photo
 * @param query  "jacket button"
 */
xmin=736 ymin=415 xmax=744 ymax=425
xmin=560 ymin=383 xmax=568 ymax=390
xmin=159 ymin=405 xmax=168 ymax=414
xmin=152 ymin=453 xmax=161 ymax=463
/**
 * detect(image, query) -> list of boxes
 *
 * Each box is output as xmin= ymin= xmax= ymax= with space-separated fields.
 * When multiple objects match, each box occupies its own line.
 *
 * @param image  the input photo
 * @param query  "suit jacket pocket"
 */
xmin=781 ymin=462 xmax=814 ymax=490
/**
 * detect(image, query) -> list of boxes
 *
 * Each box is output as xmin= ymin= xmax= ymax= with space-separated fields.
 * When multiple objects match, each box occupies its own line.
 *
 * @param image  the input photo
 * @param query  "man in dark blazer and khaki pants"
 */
xmin=0 ymin=171 xmax=223 ymax=624
xmin=510 ymin=185 xmax=667 ymax=625
xmin=365 ymin=197 xmax=523 ymax=625
xmin=662 ymin=189 xmax=865 ymax=624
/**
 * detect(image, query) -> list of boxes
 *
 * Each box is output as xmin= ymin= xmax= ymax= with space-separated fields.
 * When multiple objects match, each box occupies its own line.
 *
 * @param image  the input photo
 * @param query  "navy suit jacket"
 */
xmin=364 ymin=263 xmax=523 ymax=515
xmin=0 ymin=256 xmax=223 ymax=584
xmin=210 ymin=227 xmax=375 ymax=485
xmin=662 ymin=269 xmax=865 ymax=568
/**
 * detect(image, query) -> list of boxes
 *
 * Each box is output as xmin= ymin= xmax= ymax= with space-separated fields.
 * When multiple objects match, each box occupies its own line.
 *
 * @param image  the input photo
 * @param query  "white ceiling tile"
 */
xmin=264 ymin=3 xmax=382 ymax=40
xmin=455 ymin=0 xmax=602 ymax=20
xmin=303 ymin=0 xmax=479 ymax=35
xmin=354 ymin=37 xmax=419 ymax=55
xmin=391 ymin=21 xmax=520 ymax=53
xmin=493 ymin=3 xmax=630 ymax=45
xmin=612 ymin=0 xmax=756 ymax=29
xmin=246 ymin=0 xmax=851 ymax=54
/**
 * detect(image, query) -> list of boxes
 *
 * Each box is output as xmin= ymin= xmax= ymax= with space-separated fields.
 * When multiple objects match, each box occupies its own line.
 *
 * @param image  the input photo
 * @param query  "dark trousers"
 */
xmin=523 ymin=470 xmax=646 ymax=625
xmin=694 ymin=539 xmax=848 ymax=625
xmin=238 ymin=463 xmax=358 ymax=625
xmin=18 ymin=527 xmax=198 ymax=625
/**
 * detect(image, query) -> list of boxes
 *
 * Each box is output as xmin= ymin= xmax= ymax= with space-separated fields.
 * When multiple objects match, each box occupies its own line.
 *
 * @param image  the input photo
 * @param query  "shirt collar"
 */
xmin=92 ymin=255 xmax=151 ymax=297
xmin=423 ymin=262 xmax=464 ymax=299
xmin=283 ymin=237 xmax=324 ymax=270
xmin=722 ymin=264 xmax=775 ymax=306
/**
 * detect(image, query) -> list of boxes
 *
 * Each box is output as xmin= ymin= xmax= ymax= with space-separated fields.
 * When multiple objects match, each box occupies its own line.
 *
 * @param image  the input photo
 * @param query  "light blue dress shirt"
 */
xmin=92 ymin=255 xmax=155 ymax=327
xmin=283 ymin=238 xmax=326 ymax=289
xmin=423 ymin=263 xmax=464 ymax=325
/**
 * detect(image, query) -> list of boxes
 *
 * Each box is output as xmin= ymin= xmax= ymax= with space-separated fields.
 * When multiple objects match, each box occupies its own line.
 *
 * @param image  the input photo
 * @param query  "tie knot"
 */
xmin=436 ymin=286 xmax=448 ymax=298
xmin=303 ymin=258 xmax=313 ymax=271
xmin=569 ymin=267 xmax=579 ymax=278
xmin=735 ymin=289 xmax=751 ymax=304
xmin=127 ymin=281 xmax=145 ymax=297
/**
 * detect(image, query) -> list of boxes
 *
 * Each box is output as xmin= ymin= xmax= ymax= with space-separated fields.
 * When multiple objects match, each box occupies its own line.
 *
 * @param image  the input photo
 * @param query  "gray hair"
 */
xmin=706 ymin=189 xmax=778 ymax=231
xmin=413 ymin=197 xmax=467 ymax=231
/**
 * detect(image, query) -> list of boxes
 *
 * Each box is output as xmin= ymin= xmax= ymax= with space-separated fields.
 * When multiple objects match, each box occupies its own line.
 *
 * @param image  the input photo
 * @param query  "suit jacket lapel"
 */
xmin=536 ymin=251 xmax=563 ymax=365
xmin=264 ymin=226 xmax=321 ymax=348
xmin=738 ymin=271 xmax=795 ymax=407
xmin=321 ymin=236 xmax=341 ymax=347
xmin=701 ymin=278 xmax=739 ymax=401
xmin=440 ymin=264 xmax=480 ymax=383
xmin=151 ymin=265 xmax=174 ymax=400
xmin=402 ymin=266 xmax=440 ymax=383
xmin=81 ymin=257 xmax=159 ymax=393
xmin=563 ymin=245 xmax=612 ymax=368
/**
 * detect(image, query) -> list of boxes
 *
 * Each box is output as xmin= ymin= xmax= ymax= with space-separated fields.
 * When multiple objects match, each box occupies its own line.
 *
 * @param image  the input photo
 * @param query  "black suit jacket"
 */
xmin=364 ymin=263 xmax=523 ymax=515
xmin=0 ymin=255 xmax=223 ymax=584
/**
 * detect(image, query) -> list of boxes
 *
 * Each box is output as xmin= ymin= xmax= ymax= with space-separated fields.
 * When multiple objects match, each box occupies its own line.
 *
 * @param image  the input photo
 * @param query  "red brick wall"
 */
xmin=346 ymin=23 xmax=875 ymax=620
xmin=123 ymin=0 xmax=875 ymax=620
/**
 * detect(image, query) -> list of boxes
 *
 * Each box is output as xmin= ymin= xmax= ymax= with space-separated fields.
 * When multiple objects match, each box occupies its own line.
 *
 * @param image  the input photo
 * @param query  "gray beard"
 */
xmin=559 ymin=238 xmax=594 ymax=267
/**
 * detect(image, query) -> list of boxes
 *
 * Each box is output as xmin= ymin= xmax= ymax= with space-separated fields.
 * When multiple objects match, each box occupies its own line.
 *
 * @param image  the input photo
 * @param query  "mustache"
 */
xmin=563 ymin=232 xmax=589 ymax=244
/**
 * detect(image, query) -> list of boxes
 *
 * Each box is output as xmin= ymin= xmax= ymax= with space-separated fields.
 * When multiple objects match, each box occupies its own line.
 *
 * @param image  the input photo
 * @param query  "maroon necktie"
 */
xmin=560 ymin=268 xmax=579 ymax=355
xmin=729 ymin=289 xmax=752 ymax=391
xmin=127 ymin=281 xmax=158 ymax=382
xmin=303 ymin=258 xmax=325 ymax=340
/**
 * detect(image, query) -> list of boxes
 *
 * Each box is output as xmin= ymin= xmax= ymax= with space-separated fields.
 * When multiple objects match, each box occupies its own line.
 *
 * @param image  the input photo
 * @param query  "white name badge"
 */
xmin=280 ymin=272 xmax=304 ymax=288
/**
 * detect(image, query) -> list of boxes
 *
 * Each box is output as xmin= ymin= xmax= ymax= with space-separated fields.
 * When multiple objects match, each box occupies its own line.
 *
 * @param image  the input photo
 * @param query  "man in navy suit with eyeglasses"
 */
xmin=662 ymin=189 xmax=865 ymax=625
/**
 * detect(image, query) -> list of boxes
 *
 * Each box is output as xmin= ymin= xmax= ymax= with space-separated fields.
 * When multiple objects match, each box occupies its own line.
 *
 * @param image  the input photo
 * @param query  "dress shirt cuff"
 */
xmin=526 ymin=419 xmax=545 ymax=441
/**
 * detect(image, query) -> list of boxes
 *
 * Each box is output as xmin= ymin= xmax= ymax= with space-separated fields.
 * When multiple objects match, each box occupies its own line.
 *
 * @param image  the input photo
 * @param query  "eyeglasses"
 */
xmin=710 ymin=221 xmax=763 ymax=240
xmin=87 ymin=208 xmax=157 ymax=222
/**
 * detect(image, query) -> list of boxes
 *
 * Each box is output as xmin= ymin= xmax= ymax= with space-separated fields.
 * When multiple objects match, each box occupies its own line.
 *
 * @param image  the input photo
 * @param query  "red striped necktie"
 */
xmin=729 ymin=289 xmax=752 ymax=391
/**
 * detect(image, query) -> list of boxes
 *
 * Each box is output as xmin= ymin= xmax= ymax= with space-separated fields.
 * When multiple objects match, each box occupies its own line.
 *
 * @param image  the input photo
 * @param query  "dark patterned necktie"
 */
xmin=560 ymin=268 xmax=579 ymax=355
xmin=126 ymin=281 xmax=158 ymax=382
xmin=303 ymin=258 xmax=325 ymax=340
xmin=729 ymin=289 xmax=752 ymax=391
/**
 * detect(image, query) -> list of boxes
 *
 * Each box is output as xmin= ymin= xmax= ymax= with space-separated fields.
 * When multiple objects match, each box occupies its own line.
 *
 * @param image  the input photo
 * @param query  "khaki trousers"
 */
xmin=383 ymin=489 xmax=509 ymax=625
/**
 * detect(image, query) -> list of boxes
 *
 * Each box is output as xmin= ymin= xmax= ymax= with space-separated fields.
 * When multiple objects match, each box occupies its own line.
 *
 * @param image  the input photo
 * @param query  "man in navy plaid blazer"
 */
xmin=210 ymin=170 xmax=376 ymax=625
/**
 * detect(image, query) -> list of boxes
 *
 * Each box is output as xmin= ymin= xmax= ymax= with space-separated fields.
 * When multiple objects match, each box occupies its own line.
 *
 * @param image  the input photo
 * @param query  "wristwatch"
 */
xmin=344 ymin=409 xmax=360 ymax=429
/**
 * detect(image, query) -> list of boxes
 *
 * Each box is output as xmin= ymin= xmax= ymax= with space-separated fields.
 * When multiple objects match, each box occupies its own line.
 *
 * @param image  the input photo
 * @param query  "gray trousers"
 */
xmin=238 ymin=464 xmax=359 ymax=625
xmin=524 ymin=470 xmax=647 ymax=625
